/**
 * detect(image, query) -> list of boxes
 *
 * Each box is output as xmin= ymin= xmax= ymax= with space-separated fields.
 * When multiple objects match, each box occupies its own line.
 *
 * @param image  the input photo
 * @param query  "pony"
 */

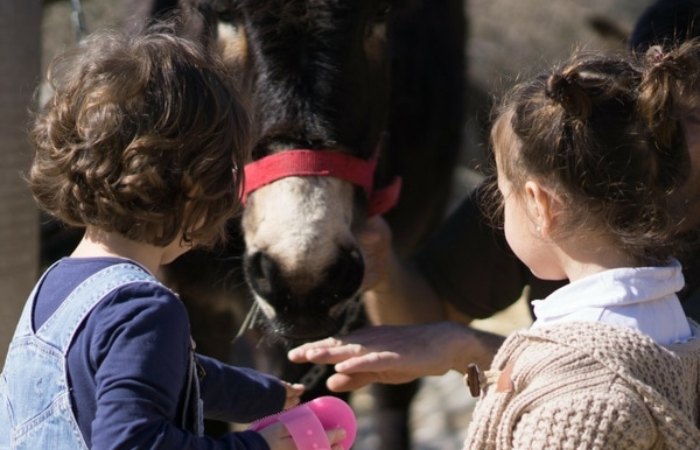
xmin=82 ymin=0 xmax=467 ymax=446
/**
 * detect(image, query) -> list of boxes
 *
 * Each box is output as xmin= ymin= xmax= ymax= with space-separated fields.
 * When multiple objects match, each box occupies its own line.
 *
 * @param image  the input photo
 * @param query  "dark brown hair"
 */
xmin=29 ymin=27 xmax=250 ymax=248
xmin=488 ymin=41 xmax=700 ymax=264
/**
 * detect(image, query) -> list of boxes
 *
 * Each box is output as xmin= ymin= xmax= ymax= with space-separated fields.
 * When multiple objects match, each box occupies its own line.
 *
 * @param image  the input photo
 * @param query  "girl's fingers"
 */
xmin=288 ymin=337 xmax=343 ymax=362
xmin=289 ymin=342 xmax=366 ymax=364
xmin=327 ymin=427 xmax=347 ymax=446
xmin=286 ymin=382 xmax=305 ymax=395
xmin=326 ymin=371 xmax=380 ymax=392
xmin=281 ymin=381 xmax=305 ymax=409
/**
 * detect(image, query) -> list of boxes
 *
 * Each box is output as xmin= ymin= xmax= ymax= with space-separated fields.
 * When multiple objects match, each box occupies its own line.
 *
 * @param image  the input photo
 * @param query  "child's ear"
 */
xmin=524 ymin=180 xmax=558 ymax=237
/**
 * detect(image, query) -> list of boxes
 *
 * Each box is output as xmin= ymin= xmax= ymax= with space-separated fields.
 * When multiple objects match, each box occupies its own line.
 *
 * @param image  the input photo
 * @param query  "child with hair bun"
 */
xmin=464 ymin=42 xmax=700 ymax=449
xmin=0 ymin=29 xmax=346 ymax=450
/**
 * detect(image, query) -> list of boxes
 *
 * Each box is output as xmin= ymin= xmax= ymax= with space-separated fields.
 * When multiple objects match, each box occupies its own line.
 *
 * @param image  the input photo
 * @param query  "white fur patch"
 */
xmin=217 ymin=22 xmax=247 ymax=65
xmin=242 ymin=177 xmax=356 ymax=297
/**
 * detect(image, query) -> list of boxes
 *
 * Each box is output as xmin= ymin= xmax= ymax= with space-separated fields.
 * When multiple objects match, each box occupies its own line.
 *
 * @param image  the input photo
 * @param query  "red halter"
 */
xmin=242 ymin=149 xmax=402 ymax=217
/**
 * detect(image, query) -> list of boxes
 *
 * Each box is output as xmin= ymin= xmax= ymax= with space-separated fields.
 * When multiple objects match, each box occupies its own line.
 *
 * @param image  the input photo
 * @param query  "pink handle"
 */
xmin=249 ymin=396 xmax=357 ymax=450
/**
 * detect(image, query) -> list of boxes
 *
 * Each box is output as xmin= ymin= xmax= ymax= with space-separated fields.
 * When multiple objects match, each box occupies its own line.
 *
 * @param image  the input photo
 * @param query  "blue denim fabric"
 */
xmin=0 ymin=262 xmax=203 ymax=450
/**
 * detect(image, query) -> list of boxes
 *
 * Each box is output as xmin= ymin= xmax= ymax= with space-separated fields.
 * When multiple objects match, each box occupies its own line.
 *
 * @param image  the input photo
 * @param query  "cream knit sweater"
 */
xmin=463 ymin=321 xmax=700 ymax=449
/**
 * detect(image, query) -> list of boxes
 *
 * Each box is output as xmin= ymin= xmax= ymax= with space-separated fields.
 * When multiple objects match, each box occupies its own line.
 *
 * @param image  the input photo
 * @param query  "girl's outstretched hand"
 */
xmin=288 ymin=322 xmax=470 ymax=392
xmin=258 ymin=422 xmax=347 ymax=450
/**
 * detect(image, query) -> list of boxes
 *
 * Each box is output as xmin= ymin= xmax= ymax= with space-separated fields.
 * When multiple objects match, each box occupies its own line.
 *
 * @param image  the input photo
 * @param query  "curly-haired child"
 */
xmin=0 ymin=29 xmax=346 ymax=450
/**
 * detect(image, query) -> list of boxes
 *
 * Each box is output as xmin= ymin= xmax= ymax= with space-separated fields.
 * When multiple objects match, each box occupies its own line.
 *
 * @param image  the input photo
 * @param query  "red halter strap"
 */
xmin=242 ymin=149 xmax=402 ymax=217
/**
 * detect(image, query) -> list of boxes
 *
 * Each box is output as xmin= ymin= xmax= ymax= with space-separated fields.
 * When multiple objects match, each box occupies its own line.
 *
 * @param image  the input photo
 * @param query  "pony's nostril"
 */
xmin=324 ymin=246 xmax=365 ymax=301
xmin=244 ymin=251 xmax=279 ymax=298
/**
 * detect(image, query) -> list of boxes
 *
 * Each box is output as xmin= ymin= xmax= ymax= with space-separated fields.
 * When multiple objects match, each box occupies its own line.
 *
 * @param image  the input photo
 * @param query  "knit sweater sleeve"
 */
xmin=510 ymin=386 xmax=658 ymax=450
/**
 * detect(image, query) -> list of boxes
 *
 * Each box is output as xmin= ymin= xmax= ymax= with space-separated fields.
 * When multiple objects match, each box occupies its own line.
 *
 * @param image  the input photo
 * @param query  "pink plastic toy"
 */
xmin=249 ymin=396 xmax=357 ymax=450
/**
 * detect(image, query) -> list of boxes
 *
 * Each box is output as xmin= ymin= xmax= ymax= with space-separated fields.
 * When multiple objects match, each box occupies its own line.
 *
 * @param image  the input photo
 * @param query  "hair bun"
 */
xmin=545 ymin=73 xmax=569 ymax=102
xmin=545 ymin=71 xmax=591 ymax=120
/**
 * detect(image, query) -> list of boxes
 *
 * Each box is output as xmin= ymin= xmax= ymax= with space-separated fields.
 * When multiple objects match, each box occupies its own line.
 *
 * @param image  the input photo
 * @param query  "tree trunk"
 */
xmin=0 ymin=0 xmax=41 ymax=369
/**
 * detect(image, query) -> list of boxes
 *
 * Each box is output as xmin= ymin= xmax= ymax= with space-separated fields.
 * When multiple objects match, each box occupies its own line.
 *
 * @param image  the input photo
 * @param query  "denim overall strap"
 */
xmin=11 ymin=260 xmax=62 ymax=340
xmin=36 ymin=261 xmax=204 ymax=435
xmin=32 ymin=261 xmax=205 ymax=436
xmin=0 ymin=262 xmax=159 ymax=450
xmin=34 ymin=263 xmax=157 ymax=353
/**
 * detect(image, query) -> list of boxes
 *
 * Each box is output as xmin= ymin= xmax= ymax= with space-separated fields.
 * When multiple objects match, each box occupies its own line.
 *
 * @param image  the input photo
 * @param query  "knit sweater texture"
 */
xmin=463 ymin=321 xmax=700 ymax=450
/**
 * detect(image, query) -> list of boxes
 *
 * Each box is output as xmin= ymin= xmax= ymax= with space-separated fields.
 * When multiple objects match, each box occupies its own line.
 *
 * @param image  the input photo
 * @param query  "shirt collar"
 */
xmin=531 ymin=259 xmax=685 ymax=321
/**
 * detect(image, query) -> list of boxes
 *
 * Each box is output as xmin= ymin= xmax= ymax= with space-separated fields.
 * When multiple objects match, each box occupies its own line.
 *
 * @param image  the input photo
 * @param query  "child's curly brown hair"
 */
xmin=29 ymin=28 xmax=250 ymax=248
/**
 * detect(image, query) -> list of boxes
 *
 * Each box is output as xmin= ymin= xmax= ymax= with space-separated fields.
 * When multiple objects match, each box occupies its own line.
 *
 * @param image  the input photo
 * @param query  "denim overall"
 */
xmin=0 ymin=262 xmax=203 ymax=450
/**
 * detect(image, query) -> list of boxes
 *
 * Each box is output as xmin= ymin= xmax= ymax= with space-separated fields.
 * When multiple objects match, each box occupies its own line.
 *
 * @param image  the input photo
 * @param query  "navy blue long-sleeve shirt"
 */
xmin=33 ymin=257 xmax=285 ymax=449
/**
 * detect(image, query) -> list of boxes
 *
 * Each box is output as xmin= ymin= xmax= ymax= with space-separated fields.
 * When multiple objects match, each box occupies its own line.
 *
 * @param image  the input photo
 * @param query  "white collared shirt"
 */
xmin=530 ymin=260 xmax=692 ymax=345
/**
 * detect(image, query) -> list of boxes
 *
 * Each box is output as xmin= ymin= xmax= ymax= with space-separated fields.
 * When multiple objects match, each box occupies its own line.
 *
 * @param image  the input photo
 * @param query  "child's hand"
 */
xmin=258 ymin=422 xmax=347 ymax=450
xmin=281 ymin=381 xmax=305 ymax=409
